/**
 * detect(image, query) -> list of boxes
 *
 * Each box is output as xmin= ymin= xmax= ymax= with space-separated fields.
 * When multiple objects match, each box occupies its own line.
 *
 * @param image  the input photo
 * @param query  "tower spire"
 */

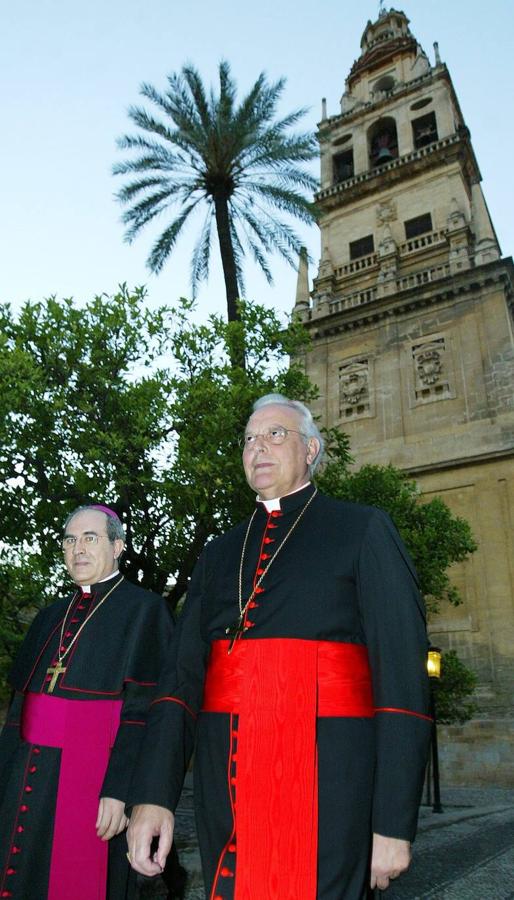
xmin=294 ymin=246 xmax=310 ymax=311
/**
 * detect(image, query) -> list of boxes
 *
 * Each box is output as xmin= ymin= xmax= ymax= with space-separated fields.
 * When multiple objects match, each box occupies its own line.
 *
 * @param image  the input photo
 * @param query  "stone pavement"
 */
xmin=385 ymin=786 xmax=514 ymax=900
xmin=143 ymin=782 xmax=514 ymax=899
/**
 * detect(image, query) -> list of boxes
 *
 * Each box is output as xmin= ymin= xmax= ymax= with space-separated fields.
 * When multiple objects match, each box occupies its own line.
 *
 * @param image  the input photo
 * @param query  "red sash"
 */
xmin=202 ymin=639 xmax=373 ymax=900
xmin=21 ymin=692 xmax=122 ymax=900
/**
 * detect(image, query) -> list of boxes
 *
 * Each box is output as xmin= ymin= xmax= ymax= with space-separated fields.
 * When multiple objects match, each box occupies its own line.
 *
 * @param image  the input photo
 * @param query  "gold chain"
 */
xmin=56 ymin=575 xmax=124 ymax=664
xmin=237 ymin=488 xmax=318 ymax=620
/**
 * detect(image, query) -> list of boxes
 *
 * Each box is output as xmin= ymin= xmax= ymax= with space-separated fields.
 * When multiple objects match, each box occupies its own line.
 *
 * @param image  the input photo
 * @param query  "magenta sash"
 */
xmin=21 ymin=692 xmax=122 ymax=900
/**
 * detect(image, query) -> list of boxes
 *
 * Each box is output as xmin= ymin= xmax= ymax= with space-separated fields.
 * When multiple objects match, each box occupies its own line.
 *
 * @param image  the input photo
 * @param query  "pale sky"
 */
xmin=1 ymin=0 xmax=512 ymax=322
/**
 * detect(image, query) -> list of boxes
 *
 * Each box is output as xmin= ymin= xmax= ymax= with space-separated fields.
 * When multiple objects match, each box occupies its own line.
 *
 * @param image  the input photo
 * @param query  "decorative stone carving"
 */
xmin=339 ymin=358 xmax=372 ymax=418
xmin=416 ymin=346 xmax=443 ymax=385
xmin=378 ymin=223 xmax=397 ymax=257
xmin=411 ymin=337 xmax=453 ymax=403
xmin=376 ymin=200 xmax=397 ymax=225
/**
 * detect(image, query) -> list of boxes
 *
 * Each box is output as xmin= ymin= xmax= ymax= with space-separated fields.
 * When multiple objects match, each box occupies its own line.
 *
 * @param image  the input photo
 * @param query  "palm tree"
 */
xmin=113 ymin=61 xmax=318 ymax=324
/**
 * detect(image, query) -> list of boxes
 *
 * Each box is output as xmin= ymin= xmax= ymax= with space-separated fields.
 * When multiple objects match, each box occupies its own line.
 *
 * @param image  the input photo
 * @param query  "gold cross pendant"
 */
xmin=225 ymin=616 xmax=248 ymax=654
xmin=46 ymin=663 xmax=66 ymax=693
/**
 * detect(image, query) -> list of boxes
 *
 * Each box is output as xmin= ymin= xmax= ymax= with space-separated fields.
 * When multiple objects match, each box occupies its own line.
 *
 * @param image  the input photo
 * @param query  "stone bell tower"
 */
xmin=296 ymin=8 xmax=514 ymax=784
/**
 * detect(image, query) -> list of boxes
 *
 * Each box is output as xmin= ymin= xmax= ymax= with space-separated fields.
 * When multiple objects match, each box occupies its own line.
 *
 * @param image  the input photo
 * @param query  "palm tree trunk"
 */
xmin=214 ymin=195 xmax=245 ymax=368
xmin=213 ymin=195 xmax=240 ymax=322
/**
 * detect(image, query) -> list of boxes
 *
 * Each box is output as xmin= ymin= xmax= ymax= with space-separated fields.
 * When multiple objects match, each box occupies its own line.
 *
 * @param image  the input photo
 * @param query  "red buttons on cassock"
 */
xmin=264 ymin=537 xmax=274 ymax=544
xmin=254 ymin=586 xmax=264 ymax=594
xmin=6 ymin=868 xmax=15 ymax=875
xmin=256 ymin=567 xmax=265 ymax=576
xmin=248 ymin=601 xmax=259 ymax=609
xmin=65 ymin=631 xmax=72 ymax=637
xmin=260 ymin=552 xmax=271 ymax=560
xmin=20 ymin=805 xmax=28 ymax=813
xmin=271 ymin=509 xmax=282 ymax=517
xmin=228 ymin=843 xmax=236 ymax=853
xmin=267 ymin=522 xmax=278 ymax=529
xmin=230 ymin=777 xmax=236 ymax=785
xmin=24 ymin=786 xmax=32 ymax=793
xmin=220 ymin=867 xmax=234 ymax=877
xmin=11 ymin=846 xmax=21 ymax=854
xmin=32 ymin=747 xmax=40 ymax=755
xmin=29 ymin=765 xmax=37 ymax=773
xmin=1 ymin=890 xmax=13 ymax=896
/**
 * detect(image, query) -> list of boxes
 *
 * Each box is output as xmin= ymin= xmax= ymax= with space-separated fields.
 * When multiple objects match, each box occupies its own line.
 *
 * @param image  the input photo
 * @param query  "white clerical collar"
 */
xmin=259 ymin=482 xmax=311 ymax=513
xmin=80 ymin=568 xmax=120 ymax=593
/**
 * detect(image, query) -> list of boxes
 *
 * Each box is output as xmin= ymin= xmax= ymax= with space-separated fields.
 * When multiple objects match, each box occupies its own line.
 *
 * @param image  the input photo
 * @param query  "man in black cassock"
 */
xmin=127 ymin=394 xmax=432 ymax=900
xmin=0 ymin=504 xmax=182 ymax=900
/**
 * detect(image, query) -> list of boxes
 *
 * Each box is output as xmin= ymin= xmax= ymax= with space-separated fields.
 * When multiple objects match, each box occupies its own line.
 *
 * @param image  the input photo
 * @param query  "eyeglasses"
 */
xmin=62 ymin=534 xmax=107 ymax=550
xmin=240 ymin=426 xmax=307 ymax=448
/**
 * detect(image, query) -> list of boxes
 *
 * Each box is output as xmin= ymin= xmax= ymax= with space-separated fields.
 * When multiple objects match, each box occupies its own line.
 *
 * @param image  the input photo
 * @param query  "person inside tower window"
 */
xmin=127 ymin=394 xmax=432 ymax=899
xmin=0 ymin=503 xmax=186 ymax=900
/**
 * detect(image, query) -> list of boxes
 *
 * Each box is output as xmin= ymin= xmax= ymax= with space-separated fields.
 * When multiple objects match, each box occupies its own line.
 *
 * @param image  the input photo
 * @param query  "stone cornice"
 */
xmin=404 ymin=445 xmax=514 ymax=477
xmin=303 ymin=258 xmax=514 ymax=339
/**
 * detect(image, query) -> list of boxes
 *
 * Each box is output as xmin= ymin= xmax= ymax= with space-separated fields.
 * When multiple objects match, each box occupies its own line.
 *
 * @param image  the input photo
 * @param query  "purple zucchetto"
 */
xmin=90 ymin=504 xmax=121 ymax=522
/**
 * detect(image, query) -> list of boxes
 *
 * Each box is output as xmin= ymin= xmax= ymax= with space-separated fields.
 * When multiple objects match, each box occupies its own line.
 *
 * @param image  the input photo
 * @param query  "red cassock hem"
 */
xmin=202 ymin=639 xmax=373 ymax=900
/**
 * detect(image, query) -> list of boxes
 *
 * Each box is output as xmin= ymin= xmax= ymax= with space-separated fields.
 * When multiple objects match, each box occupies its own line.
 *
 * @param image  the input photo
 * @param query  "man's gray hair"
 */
xmin=252 ymin=393 xmax=324 ymax=474
xmin=63 ymin=506 xmax=126 ymax=543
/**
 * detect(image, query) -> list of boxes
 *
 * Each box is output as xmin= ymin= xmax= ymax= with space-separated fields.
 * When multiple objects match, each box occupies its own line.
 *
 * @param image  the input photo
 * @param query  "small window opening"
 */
xmin=333 ymin=149 xmax=354 ymax=183
xmin=349 ymin=235 xmax=374 ymax=260
xmin=412 ymin=112 xmax=438 ymax=149
xmin=404 ymin=213 xmax=433 ymax=240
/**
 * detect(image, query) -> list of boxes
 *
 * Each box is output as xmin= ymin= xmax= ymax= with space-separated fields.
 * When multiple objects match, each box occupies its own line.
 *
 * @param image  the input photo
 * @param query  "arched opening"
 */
xmin=368 ymin=117 xmax=399 ymax=168
xmin=373 ymin=75 xmax=395 ymax=95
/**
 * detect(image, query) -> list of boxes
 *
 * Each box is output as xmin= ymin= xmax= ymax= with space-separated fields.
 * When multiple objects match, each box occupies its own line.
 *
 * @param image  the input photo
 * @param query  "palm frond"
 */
xmin=147 ymin=201 xmax=200 ymax=273
xmin=190 ymin=209 xmax=213 ymax=297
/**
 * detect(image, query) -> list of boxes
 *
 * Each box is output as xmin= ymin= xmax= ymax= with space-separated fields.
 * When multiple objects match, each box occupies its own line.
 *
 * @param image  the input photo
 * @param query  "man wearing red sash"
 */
xmin=0 ymin=504 xmax=182 ymax=900
xmin=127 ymin=394 xmax=432 ymax=899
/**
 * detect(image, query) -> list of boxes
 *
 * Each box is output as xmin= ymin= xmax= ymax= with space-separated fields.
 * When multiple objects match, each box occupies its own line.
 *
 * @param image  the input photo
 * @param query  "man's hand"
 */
xmin=370 ymin=833 xmax=411 ymax=891
xmin=96 ymin=797 xmax=129 ymax=841
xmin=127 ymin=803 xmax=175 ymax=877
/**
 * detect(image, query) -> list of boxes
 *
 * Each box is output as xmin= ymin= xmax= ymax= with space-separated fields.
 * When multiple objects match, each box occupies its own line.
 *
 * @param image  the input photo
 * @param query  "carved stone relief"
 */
xmin=411 ymin=337 xmax=452 ymax=402
xmin=376 ymin=199 xmax=397 ymax=226
xmin=339 ymin=358 xmax=372 ymax=418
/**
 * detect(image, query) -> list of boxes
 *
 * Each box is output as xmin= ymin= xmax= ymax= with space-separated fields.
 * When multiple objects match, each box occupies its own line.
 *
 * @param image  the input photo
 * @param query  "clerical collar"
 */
xmin=80 ymin=569 xmax=120 ymax=594
xmin=258 ymin=482 xmax=312 ymax=513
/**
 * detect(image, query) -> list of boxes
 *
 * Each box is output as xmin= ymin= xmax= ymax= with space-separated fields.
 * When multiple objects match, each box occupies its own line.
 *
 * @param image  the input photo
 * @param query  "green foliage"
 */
xmin=0 ymin=288 xmax=478 ymax=722
xmin=433 ymin=650 xmax=478 ymax=725
xmin=113 ymin=61 xmax=318 ymax=321
xmin=317 ymin=449 xmax=477 ymax=614
xmin=0 ymin=559 xmax=51 ymax=701
xmin=0 ymin=288 xmax=312 ymax=646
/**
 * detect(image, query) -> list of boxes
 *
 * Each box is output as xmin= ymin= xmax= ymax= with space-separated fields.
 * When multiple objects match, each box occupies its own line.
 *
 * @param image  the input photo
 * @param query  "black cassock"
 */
xmin=0 ymin=577 xmax=174 ymax=900
xmin=129 ymin=484 xmax=432 ymax=900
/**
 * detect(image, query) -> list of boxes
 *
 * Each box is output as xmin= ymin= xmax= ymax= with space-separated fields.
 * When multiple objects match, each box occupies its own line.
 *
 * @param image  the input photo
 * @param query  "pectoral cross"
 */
xmin=46 ymin=663 xmax=66 ymax=693
xmin=225 ymin=616 xmax=248 ymax=654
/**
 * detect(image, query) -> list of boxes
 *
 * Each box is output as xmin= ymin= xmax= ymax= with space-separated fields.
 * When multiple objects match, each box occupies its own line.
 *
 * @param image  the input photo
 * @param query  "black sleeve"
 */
xmin=357 ymin=508 xmax=431 ymax=842
xmin=126 ymin=549 xmax=210 ymax=813
xmin=100 ymin=597 xmax=175 ymax=802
